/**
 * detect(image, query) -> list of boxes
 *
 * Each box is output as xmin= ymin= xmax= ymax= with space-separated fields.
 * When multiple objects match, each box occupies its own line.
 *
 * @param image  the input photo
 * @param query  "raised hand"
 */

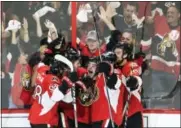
xmin=44 ymin=19 xmax=58 ymax=42
xmin=97 ymin=6 xmax=107 ymax=22
xmin=2 ymin=21 xmax=5 ymax=32
xmin=132 ymin=13 xmax=145 ymax=28
xmin=44 ymin=19 xmax=56 ymax=30
xmin=77 ymin=4 xmax=89 ymax=23
xmin=22 ymin=17 xmax=28 ymax=30
xmin=105 ymin=3 xmax=117 ymax=21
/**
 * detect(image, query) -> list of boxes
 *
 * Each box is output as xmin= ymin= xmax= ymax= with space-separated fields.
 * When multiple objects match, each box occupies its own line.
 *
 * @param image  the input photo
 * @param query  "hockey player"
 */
xmin=65 ymin=56 xmax=126 ymax=128
xmin=29 ymin=54 xmax=87 ymax=128
xmin=56 ymin=46 xmax=87 ymax=128
xmin=64 ymin=57 xmax=99 ymax=128
xmin=113 ymin=43 xmax=143 ymax=128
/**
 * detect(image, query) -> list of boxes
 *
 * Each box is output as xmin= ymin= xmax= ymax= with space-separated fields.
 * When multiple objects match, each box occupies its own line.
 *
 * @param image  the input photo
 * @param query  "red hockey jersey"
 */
xmin=11 ymin=63 xmax=32 ymax=107
xmin=20 ymin=63 xmax=50 ymax=105
xmin=121 ymin=61 xmax=143 ymax=117
xmin=28 ymin=73 xmax=61 ymax=125
xmin=141 ymin=15 xmax=180 ymax=78
xmin=111 ymin=61 xmax=143 ymax=126
xmin=58 ymin=67 xmax=89 ymax=125
xmin=62 ymin=73 xmax=113 ymax=124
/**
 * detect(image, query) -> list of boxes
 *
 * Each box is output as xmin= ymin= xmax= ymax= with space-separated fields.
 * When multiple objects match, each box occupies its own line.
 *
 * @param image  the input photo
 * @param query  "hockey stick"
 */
xmin=92 ymin=10 xmax=115 ymax=128
xmin=71 ymin=84 xmax=78 ymax=128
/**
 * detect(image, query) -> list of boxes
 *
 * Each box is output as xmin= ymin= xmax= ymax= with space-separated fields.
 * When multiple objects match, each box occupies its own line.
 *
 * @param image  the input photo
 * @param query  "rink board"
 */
xmin=1 ymin=109 xmax=180 ymax=127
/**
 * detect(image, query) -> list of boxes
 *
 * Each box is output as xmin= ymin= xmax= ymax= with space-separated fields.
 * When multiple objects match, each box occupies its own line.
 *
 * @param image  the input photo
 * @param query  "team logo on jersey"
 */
xmin=129 ymin=62 xmax=141 ymax=76
xmin=78 ymin=85 xmax=99 ymax=106
xmin=49 ymin=84 xmax=58 ymax=92
xmin=21 ymin=71 xmax=31 ymax=89
xmin=157 ymin=31 xmax=178 ymax=57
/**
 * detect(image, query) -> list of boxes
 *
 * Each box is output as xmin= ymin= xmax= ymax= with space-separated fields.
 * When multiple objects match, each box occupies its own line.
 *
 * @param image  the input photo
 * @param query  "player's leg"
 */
xmin=67 ymin=118 xmax=91 ymax=128
xmin=30 ymin=123 xmax=48 ymax=128
xmin=91 ymin=120 xmax=118 ymax=128
xmin=126 ymin=112 xmax=143 ymax=128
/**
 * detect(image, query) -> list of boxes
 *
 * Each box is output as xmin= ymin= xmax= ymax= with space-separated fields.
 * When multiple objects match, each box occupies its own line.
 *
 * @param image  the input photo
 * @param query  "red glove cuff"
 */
xmin=62 ymin=76 xmax=73 ymax=87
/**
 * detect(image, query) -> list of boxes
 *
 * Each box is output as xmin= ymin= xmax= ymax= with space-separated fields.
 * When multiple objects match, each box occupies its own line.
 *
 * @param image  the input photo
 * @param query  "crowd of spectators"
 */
xmin=1 ymin=2 xmax=180 ymax=109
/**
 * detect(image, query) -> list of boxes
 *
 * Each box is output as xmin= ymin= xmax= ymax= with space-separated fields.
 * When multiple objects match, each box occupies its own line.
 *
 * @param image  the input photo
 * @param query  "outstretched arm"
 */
xmin=22 ymin=17 xmax=29 ymax=43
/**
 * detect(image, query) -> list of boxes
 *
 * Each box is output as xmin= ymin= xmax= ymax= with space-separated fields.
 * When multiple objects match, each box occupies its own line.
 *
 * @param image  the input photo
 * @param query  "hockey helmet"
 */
xmin=49 ymin=54 xmax=74 ymax=76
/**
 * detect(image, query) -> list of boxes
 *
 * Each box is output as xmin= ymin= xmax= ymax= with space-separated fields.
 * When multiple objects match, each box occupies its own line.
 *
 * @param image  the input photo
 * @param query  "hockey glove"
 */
xmin=51 ymin=76 xmax=74 ymax=102
xmin=59 ymin=71 xmax=78 ymax=94
xmin=75 ymin=76 xmax=94 ymax=93
xmin=75 ymin=81 xmax=87 ymax=92
xmin=106 ymin=73 xmax=118 ymax=90
xmin=126 ymin=76 xmax=138 ymax=91
xmin=97 ymin=62 xmax=112 ymax=76
xmin=58 ymin=77 xmax=74 ymax=95
xmin=68 ymin=72 xmax=79 ymax=83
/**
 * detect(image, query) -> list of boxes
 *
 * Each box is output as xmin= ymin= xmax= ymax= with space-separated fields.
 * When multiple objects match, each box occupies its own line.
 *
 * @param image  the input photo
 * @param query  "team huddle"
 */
xmin=19 ymin=28 xmax=145 ymax=128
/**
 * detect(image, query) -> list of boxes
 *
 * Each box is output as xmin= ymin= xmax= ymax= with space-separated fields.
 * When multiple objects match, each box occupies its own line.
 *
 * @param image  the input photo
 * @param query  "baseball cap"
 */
xmin=5 ymin=20 xmax=21 ymax=31
xmin=86 ymin=30 xmax=98 ymax=41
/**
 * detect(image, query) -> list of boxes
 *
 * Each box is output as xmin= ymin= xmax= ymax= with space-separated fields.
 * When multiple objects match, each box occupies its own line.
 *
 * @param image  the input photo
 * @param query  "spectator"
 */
xmin=106 ymin=29 xmax=140 ymax=52
xmin=41 ymin=2 xmax=71 ymax=42
xmin=6 ymin=17 xmax=32 ymax=74
xmin=1 ymin=19 xmax=10 ymax=65
xmin=122 ymin=29 xmax=134 ymax=44
xmin=113 ymin=2 xmax=145 ymax=41
xmin=1 ymin=64 xmax=11 ymax=108
xmin=121 ymin=29 xmax=143 ymax=54
xmin=142 ymin=5 xmax=180 ymax=98
xmin=157 ymin=2 xmax=179 ymax=16
xmin=98 ymin=2 xmax=145 ymax=44
xmin=77 ymin=30 xmax=106 ymax=66
xmin=76 ymin=2 xmax=106 ymax=43
xmin=11 ymin=52 xmax=32 ymax=108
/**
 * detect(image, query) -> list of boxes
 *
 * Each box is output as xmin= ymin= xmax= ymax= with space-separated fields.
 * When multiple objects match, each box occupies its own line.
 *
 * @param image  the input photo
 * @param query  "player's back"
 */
xmin=29 ymin=73 xmax=61 ymax=126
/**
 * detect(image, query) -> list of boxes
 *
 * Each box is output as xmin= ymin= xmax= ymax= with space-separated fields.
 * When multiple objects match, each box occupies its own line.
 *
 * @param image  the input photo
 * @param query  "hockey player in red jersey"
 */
xmin=113 ymin=43 xmax=144 ymax=128
xmin=55 ymin=46 xmax=89 ymax=128
xmin=64 ymin=56 xmax=126 ymax=128
xmin=64 ymin=57 xmax=98 ymax=128
xmin=20 ymin=32 xmax=67 ymax=107
xmin=29 ymin=54 xmax=86 ymax=128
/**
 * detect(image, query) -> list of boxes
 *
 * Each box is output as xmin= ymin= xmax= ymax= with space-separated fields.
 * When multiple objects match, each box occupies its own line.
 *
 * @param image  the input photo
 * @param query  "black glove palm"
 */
xmin=97 ymin=62 xmax=111 ymax=76
xmin=106 ymin=73 xmax=118 ymax=90
xmin=68 ymin=72 xmax=79 ymax=82
xmin=58 ymin=80 xmax=70 ymax=95
xmin=126 ymin=76 xmax=138 ymax=91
